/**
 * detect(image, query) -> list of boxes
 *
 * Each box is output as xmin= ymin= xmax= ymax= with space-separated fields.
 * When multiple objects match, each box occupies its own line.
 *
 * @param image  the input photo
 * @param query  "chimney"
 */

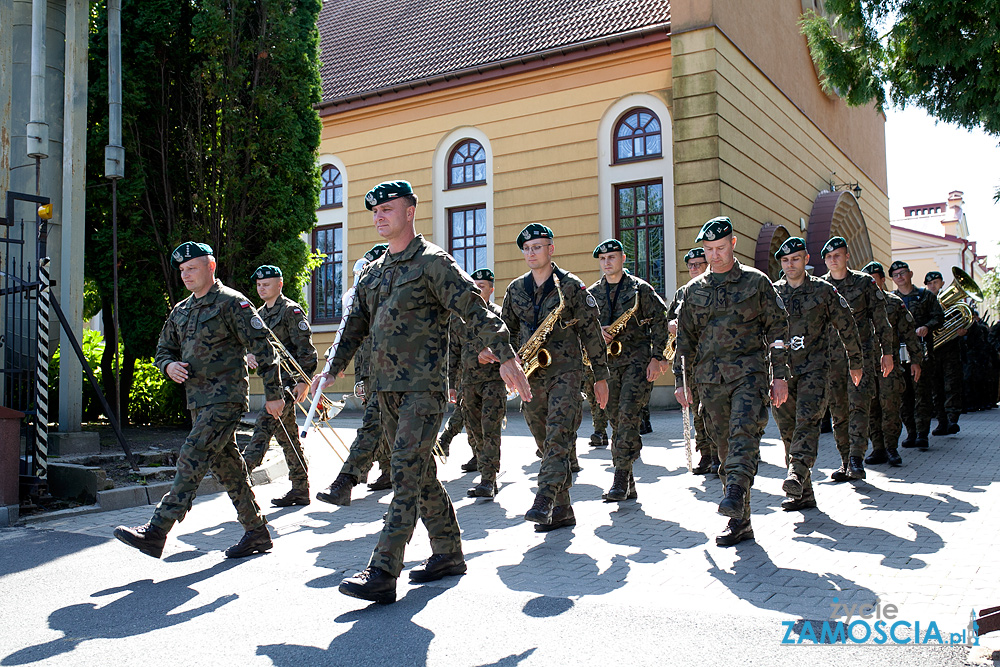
xmin=942 ymin=190 xmax=964 ymax=238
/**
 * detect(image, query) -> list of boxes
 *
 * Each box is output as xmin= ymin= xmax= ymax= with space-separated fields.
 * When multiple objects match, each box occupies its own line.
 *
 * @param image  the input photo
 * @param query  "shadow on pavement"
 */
xmin=792 ymin=510 xmax=944 ymax=568
xmin=473 ymin=648 xmax=537 ymax=666
xmin=0 ymin=530 xmax=108 ymax=579
xmin=855 ymin=486 xmax=978 ymax=523
xmin=594 ymin=502 xmax=708 ymax=563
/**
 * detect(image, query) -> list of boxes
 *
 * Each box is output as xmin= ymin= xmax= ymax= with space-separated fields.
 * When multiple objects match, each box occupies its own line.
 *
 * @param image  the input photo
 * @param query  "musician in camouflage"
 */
xmin=674 ymin=217 xmax=789 ymax=547
xmin=922 ymin=270 xmax=964 ymax=435
xmin=820 ymin=237 xmax=894 ymax=482
xmin=241 ymin=265 xmax=318 ymax=508
xmin=310 ymin=181 xmax=530 ymax=605
xmin=588 ymin=239 xmax=669 ymax=501
xmin=667 ymin=247 xmax=716 ymax=474
xmin=502 ymin=223 xmax=610 ymax=532
xmin=863 ymin=262 xmax=923 ymax=466
xmin=449 ymin=268 xmax=507 ymax=498
xmin=772 ymin=238 xmax=863 ymax=512
xmin=113 ymin=242 xmax=285 ymax=560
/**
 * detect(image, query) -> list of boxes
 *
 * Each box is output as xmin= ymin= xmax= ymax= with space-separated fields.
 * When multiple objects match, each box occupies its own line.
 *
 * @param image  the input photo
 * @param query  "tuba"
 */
xmin=605 ymin=293 xmax=640 ymax=357
xmin=932 ymin=267 xmax=983 ymax=348
xmin=509 ymin=275 xmax=566 ymax=398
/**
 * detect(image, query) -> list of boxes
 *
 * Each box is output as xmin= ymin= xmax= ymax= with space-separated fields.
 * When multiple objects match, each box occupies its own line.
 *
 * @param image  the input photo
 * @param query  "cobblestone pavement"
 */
xmin=2 ymin=406 xmax=998 ymax=666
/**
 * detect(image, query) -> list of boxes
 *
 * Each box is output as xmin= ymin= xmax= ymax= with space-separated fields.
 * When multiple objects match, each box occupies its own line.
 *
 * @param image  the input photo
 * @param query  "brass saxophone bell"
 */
xmin=537 ymin=348 xmax=552 ymax=368
xmin=608 ymin=340 xmax=623 ymax=357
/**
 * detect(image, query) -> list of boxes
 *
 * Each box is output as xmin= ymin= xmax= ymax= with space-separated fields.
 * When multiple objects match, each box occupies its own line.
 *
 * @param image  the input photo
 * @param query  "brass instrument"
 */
xmin=605 ymin=293 xmax=640 ymax=357
xmin=664 ymin=331 xmax=677 ymax=361
xmin=508 ymin=275 xmax=566 ymax=399
xmin=932 ymin=267 xmax=983 ymax=348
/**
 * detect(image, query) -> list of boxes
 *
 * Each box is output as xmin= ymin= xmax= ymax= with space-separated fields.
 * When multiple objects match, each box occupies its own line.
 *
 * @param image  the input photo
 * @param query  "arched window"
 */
xmin=613 ymin=109 xmax=662 ymax=163
xmin=448 ymin=140 xmax=487 ymax=188
xmin=319 ymin=165 xmax=343 ymax=208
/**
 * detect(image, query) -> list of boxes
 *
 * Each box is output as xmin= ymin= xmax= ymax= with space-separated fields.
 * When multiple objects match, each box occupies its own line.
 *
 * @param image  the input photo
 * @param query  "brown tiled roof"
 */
xmin=318 ymin=0 xmax=670 ymax=105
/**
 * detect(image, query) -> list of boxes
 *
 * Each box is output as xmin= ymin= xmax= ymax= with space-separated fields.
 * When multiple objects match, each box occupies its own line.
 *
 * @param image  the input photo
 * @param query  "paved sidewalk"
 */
xmin=2 ymin=407 xmax=997 ymax=666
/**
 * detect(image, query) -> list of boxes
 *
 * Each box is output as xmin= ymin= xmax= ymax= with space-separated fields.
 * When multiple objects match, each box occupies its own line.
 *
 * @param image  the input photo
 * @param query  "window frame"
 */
xmin=614 ymin=178 xmax=666 ymax=297
xmin=310 ymin=223 xmax=344 ymax=324
xmin=447 ymin=203 xmax=489 ymax=274
xmin=318 ymin=165 xmax=343 ymax=210
xmin=447 ymin=140 xmax=488 ymax=190
xmin=612 ymin=108 xmax=663 ymax=165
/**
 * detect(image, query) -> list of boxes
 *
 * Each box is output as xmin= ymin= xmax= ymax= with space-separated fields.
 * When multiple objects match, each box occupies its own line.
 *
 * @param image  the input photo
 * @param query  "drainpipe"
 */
xmin=26 ymin=0 xmax=48 ymax=164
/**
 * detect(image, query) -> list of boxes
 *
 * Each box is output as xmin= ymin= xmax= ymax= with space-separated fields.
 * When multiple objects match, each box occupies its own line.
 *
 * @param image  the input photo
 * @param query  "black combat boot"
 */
xmin=367 ymin=470 xmax=392 ymax=491
xmin=225 ymin=525 xmax=273 ymax=558
xmin=931 ymin=420 xmax=949 ymax=436
xmin=602 ymin=469 xmax=631 ymax=502
xmin=467 ymin=479 xmax=498 ymax=498
xmin=524 ymin=493 xmax=554 ymax=524
xmin=114 ymin=522 xmax=168 ymax=558
xmin=460 ymin=456 xmax=478 ymax=472
xmin=590 ymin=431 xmax=607 ymax=447
xmin=716 ymin=518 xmax=754 ymax=546
xmin=947 ymin=416 xmax=961 ymax=434
xmin=864 ymin=449 xmax=889 ymax=465
xmin=271 ymin=488 xmax=310 ymax=507
xmin=915 ymin=433 xmax=929 ymax=450
xmin=570 ymin=458 xmax=582 ymax=473
xmin=782 ymin=469 xmax=804 ymax=497
xmin=717 ymin=484 xmax=746 ymax=518
xmin=339 ymin=567 xmax=397 ymax=604
xmin=409 ymin=552 xmax=467 ymax=582
xmin=900 ymin=432 xmax=917 ymax=448
xmin=639 ymin=416 xmax=653 ymax=435
xmin=781 ymin=485 xmax=817 ymax=512
xmin=847 ymin=456 xmax=866 ymax=480
xmin=830 ymin=459 xmax=850 ymax=482
xmin=534 ymin=504 xmax=576 ymax=532
xmin=886 ymin=449 xmax=903 ymax=466
xmin=708 ymin=454 xmax=721 ymax=475
xmin=316 ymin=473 xmax=357 ymax=506
xmin=627 ymin=472 xmax=638 ymax=500
xmin=692 ymin=453 xmax=713 ymax=475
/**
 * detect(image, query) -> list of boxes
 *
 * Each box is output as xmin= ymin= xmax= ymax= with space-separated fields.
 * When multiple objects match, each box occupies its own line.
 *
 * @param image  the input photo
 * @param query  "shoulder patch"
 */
xmin=239 ymin=301 xmax=251 ymax=309
xmin=298 ymin=320 xmax=309 ymax=331
xmin=874 ymin=288 xmax=885 ymax=300
xmin=292 ymin=307 xmax=301 ymax=314
xmin=905 ymin=311 xmax=914 ymax=323
xmin=250 ymin=315 xmax=264 ymax=330
xmin=775 ymin=295 xmax=785 ymax=311
xmin=586 ymin=293 xmax=598 ymax=308
xmin=839 ymin=294 xmax=850 ymax=309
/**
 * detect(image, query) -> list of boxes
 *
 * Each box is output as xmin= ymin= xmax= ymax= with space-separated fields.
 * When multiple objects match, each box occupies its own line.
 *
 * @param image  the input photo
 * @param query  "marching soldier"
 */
xmin=501 ymin=223 xmax=609 ymax=532
xmin=241 ymin=264 xmax=318 ymax=508
xmin=923 ymin=270 xmax=965 ymax=434
xmin=674 ymin=217 xmax=789 ymax=546
xmin=820 ymin=237 xmax=894 ymax=481
xmin=309 ymin=181 xmax=530 ymax=604
xmin=449 ymin=268 xmax=507 ymax=498
xmin=114 ymin=242 xmax=285 ymax=559
xmin=862 ymin=262 xmax=922 ymax=466
xmin=588 ymin=239 xmax=669 ymax=501
xmin=439 ymin=394 xmax=470 ymax=464
xmin=316 ymin=244 xmax=393 ymax=507
xmin=772 ymin=238 xmax=862 ymax=511
xmin=582 ymin=367 xmax=609 ymax=448
xmin=667 ymin=247 xmax=717 ymax=475
xmin=890 ymin=261 xmax=945 ymax=449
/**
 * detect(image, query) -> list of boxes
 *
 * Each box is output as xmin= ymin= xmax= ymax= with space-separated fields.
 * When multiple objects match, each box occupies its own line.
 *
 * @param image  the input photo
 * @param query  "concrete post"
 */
xmin=0 ymin=0 xmax=12 ymax=200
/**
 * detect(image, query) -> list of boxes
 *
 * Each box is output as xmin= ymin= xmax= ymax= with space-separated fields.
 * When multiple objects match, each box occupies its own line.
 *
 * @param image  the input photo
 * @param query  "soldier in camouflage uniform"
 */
xmin=772 ymin=238 xmax=863 ymax=512
xmin=820 ymin=237 xmax=895 ymax=481
xmin=674 ymin=217 xmax=789 ymax=547
xmin=502 ymin=223 xmax=610 ymax=532
xmin=113 ymin=242 xmax=285 ymax=559
xmin=588 ymin=239 xmax=669 ymax=501
xmin=240 ymin=265 xmax=318 ymax=508
xmin=316 ymin=244 xmax=393 ymax=507
xmin=667 ymin=247 xmax=716 ymax=475
xmin=863 ymin=262 xmax=923 ymax=467
xmin=923 ymin=270 xmax=965 ymax=434
xmin=582 ymin=367 xmax=609 ymax=448
xmin=448 ymin=268 xmax=508 ymax=498
xmin=439 ymin=396 xmax=472 ymax=468
xmin=890 ymin=261 xmax=945 ymax=449
xmin=310 ymin=181 xmax=530 ymax=605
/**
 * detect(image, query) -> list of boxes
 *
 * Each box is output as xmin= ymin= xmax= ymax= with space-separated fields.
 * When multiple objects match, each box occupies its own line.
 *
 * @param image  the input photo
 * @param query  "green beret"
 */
xmin=820 ymin=236 xmax=848 ymax=258
xmin=862 ymin=261 xmax=885 ymax=277
xmin=170 ymin=241 xmax=213 ymax=269
xmin=365 ymin=180 xmax=416 ymax=211
xmin=924 ymin=270 xmax=943 ymax=284
xmin=683 ymin=248 xmax=705 ymax=263
xmin=774 ymin=237 xmax=807 ymax=260
xmin=516 ymin=223 xmax=554 ymax=249
xmin=252 ymin=265 xmax=282 ymax=281
xmin=889 ymin=260 xmax=910 ymax=275
xmin=471 ymin=268 xmax=495 ymax=282
xmin=593 ymin=239 xmax=624 ymax=258
xmin=695 ymin=216 xmax=732 ymax=242
xmin=364 ymin=244 xmax=389 ymax=262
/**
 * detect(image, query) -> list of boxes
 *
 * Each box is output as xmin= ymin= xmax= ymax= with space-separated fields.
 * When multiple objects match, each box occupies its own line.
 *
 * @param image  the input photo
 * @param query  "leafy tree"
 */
xmin=800 ymin=1 xmax=1000 ymax=135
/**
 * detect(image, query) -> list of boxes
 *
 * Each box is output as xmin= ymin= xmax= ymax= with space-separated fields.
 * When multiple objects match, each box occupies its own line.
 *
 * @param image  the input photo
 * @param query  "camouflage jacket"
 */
xmin=667 ymin=285 xmax=685 ymax=320
xmin=256 ymin=294 xmax=317 ymax=387
xmin=884 ymin=291 xmax=924 ymax=366
xmin=587 ymin=273 xmax=669 ymax=368
xmin=674 ymin=261 xmax=789 ymax=384
xmin=773 ymin=274 xmax=863 ymax=375
xmin=326 ymin=235 xmax=515 ymax=394
xmin=821 ymin=269 xmax=894 ymax=359
xmin=502 ymin=263 xmax=610 ymax=382
xmin=155 ymin=280 xmax=282 ymax=410
xmin=893 ymin=286 xmax=944 ymax=333
xmin=448 ymin=302 xmax=505 ymax=387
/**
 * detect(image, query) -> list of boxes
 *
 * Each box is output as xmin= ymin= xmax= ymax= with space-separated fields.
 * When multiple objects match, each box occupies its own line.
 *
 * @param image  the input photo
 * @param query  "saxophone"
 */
xmin=664 ymin=331 xmax=677 ymax=361
xmin=510 ymin=275 xmax=566 ymax=397
xmin=605 ymin=292 xmax=640 ymax=357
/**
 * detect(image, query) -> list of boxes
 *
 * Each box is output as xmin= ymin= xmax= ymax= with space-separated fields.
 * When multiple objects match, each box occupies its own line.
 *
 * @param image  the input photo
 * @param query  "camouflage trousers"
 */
xmin=242 ymin=398 xmax=308 ymax=492
xmin=439 ymin=395 xmax=466 ymax=444
xmin=690 ymin=384 xmax=713 ymax=457
xmin=463 ymin=378 xmax=506 ymax=482
xmin=901 ymin=360 xmax=934 ymax=435
xmin=871 ymin=366 xmax=906 ymax=451
xmin=582 ymin=367 xmax=608 ymax=435
xmin=606 ymin=362 xmax=651 ymax=471
xmin=829 ymin=350 xmax=876 ymax=459
xmin=698 ymin=372 xmax=769 ymax=521
xmin=930 ymin=341 xmax=963 ymax=422
xmin=370 ymin=391 xmax=460 ymax=578
xmin=152 ymin=402 xmax=265 ymax=532
xmin=773 ymin=368 xmax=828 ymax=489
xmin=523 ymin=369 xmax=582 ymax=506
xmin=340 ymin=390 xmax=390 ymax=481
